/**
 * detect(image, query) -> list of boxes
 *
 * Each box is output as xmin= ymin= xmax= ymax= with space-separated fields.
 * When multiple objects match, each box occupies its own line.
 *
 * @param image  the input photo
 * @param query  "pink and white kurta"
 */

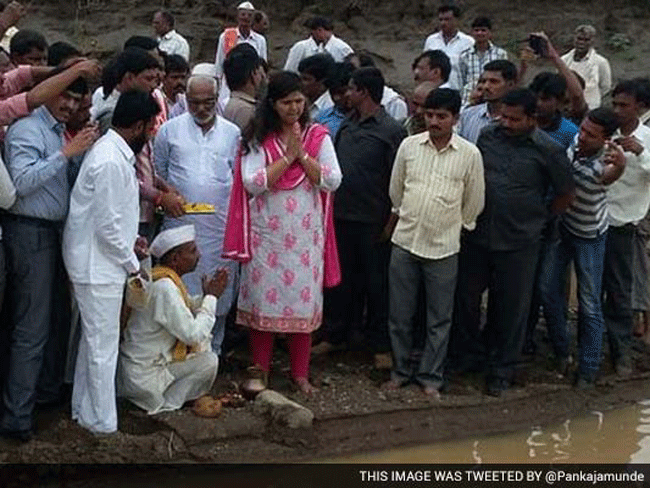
xmin=235 ymin=129 xmax=341 ymax=333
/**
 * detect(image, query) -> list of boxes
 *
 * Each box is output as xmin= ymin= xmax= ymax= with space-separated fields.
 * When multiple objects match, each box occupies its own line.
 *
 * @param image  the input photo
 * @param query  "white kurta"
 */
xmin=423 ymin=30 xmax=474 ymax=91
xmin=118 ymin=278 xmax=218 ymax=414
xmin=283 ymin=35 xmax=354 ymax=73
xmin=237 ymin=135 xmax=342 ymax=332
xmin=153 ymin=113 xmax=240 ymax=317
xmin=63 ymin=129 xmax=140 ymax=434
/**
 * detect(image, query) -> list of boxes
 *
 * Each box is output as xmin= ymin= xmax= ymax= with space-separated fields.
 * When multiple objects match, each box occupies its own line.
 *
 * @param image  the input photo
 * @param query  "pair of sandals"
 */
xmin=242 ymin=366 xmax=316 ymax=397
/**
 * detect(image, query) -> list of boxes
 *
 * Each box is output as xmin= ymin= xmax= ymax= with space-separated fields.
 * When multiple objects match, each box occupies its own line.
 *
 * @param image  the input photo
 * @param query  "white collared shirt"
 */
xmin=284 ymin=35 xmax=354 ymax=73
xmin=423 ymin=30 xmax=475 ymax=91
xmin=63 ymin=129 xmax=140 ymax=284
xmin=310 ymin=90 xmax=334 ymax=120
xmin=382 ymin=86 xmax=408 ymax=122
xmin=561 ymin=48 xmax=612 ymax=109
xmin=214 ymin=27 xmax=267 ymax=77
xmin=158 ymin=29 xmax=190 ymax=61
xmin=607 ymin=121 xmax=650 ymax=226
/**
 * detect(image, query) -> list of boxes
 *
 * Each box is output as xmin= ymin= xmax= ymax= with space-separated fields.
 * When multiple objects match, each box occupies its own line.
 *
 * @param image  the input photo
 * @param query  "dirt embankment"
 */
xmin=20 ymin=0 xmax=650 ymax=92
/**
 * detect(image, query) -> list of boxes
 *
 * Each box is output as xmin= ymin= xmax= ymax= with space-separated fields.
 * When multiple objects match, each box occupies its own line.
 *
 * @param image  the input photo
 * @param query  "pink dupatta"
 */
xmin=223 ymin=123 xmax=341 ymax=288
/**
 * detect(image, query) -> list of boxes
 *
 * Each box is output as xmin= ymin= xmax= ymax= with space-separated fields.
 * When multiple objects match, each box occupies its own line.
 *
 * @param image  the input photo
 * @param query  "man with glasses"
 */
xmin=154 ymin=75 xmax=240 ymax=356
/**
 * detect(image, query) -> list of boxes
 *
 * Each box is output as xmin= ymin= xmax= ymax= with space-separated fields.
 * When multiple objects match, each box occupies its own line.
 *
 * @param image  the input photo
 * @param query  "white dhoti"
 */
xmin=163 ymin=351 xmax=218 ymax=410
xmin=71 ymin=283 xmax=124 ymax=434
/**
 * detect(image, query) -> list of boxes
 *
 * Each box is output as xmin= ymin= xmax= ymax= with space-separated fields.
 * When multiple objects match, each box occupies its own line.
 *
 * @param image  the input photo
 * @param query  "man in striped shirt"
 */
xmin=458 ymin=17 xmax=508 ymax=107
xmin=384 ymin=89 xmax=484 ymax=398
xmin=544 ymin=108 xmax=625 ymax=388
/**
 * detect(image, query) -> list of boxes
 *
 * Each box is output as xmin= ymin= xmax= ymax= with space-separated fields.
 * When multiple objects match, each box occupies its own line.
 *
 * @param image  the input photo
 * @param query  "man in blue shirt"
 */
xmin=530 ymin=72 xmax=579 ymax=149
xmin=314 ymin=62 xmax=353 ymax=138
xmin=524 ymin=72 xmax=580 ymax=361
xmin=1 ymin=76 xmax=98 ymax=441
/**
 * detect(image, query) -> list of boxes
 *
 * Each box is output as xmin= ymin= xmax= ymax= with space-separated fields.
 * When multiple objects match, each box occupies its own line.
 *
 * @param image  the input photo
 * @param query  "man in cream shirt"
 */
xmin=384 ymin=89 xmax=484 ymax=398
xmin=561 ymin=25 xmax=612 ymax=109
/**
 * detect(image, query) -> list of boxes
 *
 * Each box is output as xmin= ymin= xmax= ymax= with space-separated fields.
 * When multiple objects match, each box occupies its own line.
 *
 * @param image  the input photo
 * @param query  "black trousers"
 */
xmin=323 ymin=219 xmax=390 ymax=351
xmin=603 ymin=225 xmax=635 ymax=367
xmin=453 ymin=239 xmax=541 ymax=381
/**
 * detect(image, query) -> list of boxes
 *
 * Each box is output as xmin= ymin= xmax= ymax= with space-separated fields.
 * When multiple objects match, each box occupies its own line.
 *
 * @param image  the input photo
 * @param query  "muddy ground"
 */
xmin=1 ymin=323 xmax=650 ymax=471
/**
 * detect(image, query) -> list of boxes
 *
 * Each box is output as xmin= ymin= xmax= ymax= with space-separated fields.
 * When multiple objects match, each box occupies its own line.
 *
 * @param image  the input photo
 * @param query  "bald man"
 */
xmin=153 ymin=75 xmax=241 ymax=356
xmin=404 ymin=82 xmax=436 ymax=135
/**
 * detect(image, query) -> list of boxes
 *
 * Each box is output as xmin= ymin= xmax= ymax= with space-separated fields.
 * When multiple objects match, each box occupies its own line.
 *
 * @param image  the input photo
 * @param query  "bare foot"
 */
xmin=422 ymin=386 xmax=441 ymax=400
xmin=381 ymin=379 xmax=403 ymax=391
xmin=294 ymin=377 xmax=316 ymax=395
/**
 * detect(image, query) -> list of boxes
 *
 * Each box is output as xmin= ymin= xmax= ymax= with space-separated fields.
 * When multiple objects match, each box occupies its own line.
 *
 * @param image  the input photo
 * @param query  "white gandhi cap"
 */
xmin=237 ymin=2 xmax=255 ymax=10
xmin=149 ymin=225 xmax=196 ymax=258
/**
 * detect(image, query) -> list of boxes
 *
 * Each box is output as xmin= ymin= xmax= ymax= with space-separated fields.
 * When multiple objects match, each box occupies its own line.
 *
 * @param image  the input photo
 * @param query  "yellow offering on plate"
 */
xmin=183 ymin=203 xmax=215 ymax=214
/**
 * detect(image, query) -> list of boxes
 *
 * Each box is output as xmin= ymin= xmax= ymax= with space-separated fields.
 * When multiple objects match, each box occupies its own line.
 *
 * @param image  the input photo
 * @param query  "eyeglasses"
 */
xmin=187 ymin=98 xmax=217 ymax=108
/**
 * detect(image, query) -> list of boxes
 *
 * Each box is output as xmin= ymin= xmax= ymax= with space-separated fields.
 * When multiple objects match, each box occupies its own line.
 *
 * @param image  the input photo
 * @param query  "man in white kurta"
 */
xmin=118 ymin=225 xmax=222 ymax=414
xmin=63 ymin=91 xmax=161 ymax=434
xmin=283 ymin=16 xmax=353 ymax=73
xmin=154 ymin=75 xmax=241 ymax=355
xmin=423 ymin=5 xmax=474 ymax=91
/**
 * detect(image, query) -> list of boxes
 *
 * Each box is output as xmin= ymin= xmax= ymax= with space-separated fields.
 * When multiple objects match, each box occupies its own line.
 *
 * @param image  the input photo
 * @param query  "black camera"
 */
xmin=528 ymin=34 xmax=547 ymax=56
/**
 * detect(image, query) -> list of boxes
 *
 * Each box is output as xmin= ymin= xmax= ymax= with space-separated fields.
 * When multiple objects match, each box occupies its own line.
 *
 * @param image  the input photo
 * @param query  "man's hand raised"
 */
xmin=62 ymin=125 xmax=99 ymax=159
xmin=202 ymin=269 xmax=228 ymax=298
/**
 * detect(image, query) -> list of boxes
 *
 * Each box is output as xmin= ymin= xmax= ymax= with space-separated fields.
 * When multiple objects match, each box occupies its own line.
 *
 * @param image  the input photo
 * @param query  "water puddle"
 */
xmin=334 ymin=400 xmax=650 ymax=463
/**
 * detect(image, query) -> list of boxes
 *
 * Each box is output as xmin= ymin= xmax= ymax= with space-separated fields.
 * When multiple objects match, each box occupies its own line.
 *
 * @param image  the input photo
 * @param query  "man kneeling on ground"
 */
xmin=118 ymin=225 xmax=228 ymax=417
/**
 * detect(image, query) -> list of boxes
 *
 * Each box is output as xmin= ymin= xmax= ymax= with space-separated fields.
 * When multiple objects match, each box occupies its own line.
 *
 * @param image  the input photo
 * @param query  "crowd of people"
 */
xmin=0 ymin=0 xmax=647 ymax=440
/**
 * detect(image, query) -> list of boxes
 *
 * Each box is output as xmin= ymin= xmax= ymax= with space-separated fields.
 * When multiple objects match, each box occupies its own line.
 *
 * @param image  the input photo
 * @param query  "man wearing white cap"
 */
xmin=118 ymin=225 xmax=227 ymax=415
xmin=154 ymin=75 xmax=240 ymax=356
xmin=214 ymin=2 xmax=267 ymax=79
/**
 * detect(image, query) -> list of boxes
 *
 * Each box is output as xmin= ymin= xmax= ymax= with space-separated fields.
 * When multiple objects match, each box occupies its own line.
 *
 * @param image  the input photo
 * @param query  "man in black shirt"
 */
xmin=454 ymin=89 xmax=574 ymax=395
xmin=325 ymin=67 xmax=406 ymax=354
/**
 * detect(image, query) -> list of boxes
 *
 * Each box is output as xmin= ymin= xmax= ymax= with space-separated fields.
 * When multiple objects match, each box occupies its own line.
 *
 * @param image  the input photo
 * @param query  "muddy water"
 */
xmin=334 ymin=400 xmax=650 ymax=464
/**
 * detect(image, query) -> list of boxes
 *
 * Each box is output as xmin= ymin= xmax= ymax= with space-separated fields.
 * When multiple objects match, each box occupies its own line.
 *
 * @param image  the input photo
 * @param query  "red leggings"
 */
xmin=249 ymin=329 xmax=311 ymax=379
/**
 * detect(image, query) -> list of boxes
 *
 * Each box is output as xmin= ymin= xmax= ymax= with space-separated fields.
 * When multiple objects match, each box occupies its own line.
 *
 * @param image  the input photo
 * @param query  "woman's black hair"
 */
xmin=242 ymin=71 xmax=309 ymax=153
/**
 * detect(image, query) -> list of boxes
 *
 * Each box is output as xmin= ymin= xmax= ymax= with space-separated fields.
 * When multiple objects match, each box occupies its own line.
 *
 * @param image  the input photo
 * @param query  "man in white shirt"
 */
xmin=118 ymin=225 xmax=227 ymax=416
xmin=214 ymin=1 xmax=267 ymax=78
xmin=412 ymin=50 xmax=451 ymax=88
xmin=561 ymin=25 xmax=612 ymax=110
xmin=154 ymin=75 xmax=241 ymax=356
xmin=423 ymin=4 xmax=474 ymax=91
xmin=63 ymin=91 xmax=161 ymax=435
xmin=153 ymin=10 xmax=190 ymax=62
xmin=603 ymin=81 xmax=650 ymax=377
xmin=284 ymin=16 xmax=353 ymax=73
xmin=298 ymin=53 xmax=335 ymax=119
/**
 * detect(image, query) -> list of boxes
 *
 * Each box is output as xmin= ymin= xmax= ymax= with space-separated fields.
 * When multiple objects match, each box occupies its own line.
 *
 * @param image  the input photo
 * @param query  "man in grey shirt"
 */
xmin=0 ymin=77 xmax=97 ymax=441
